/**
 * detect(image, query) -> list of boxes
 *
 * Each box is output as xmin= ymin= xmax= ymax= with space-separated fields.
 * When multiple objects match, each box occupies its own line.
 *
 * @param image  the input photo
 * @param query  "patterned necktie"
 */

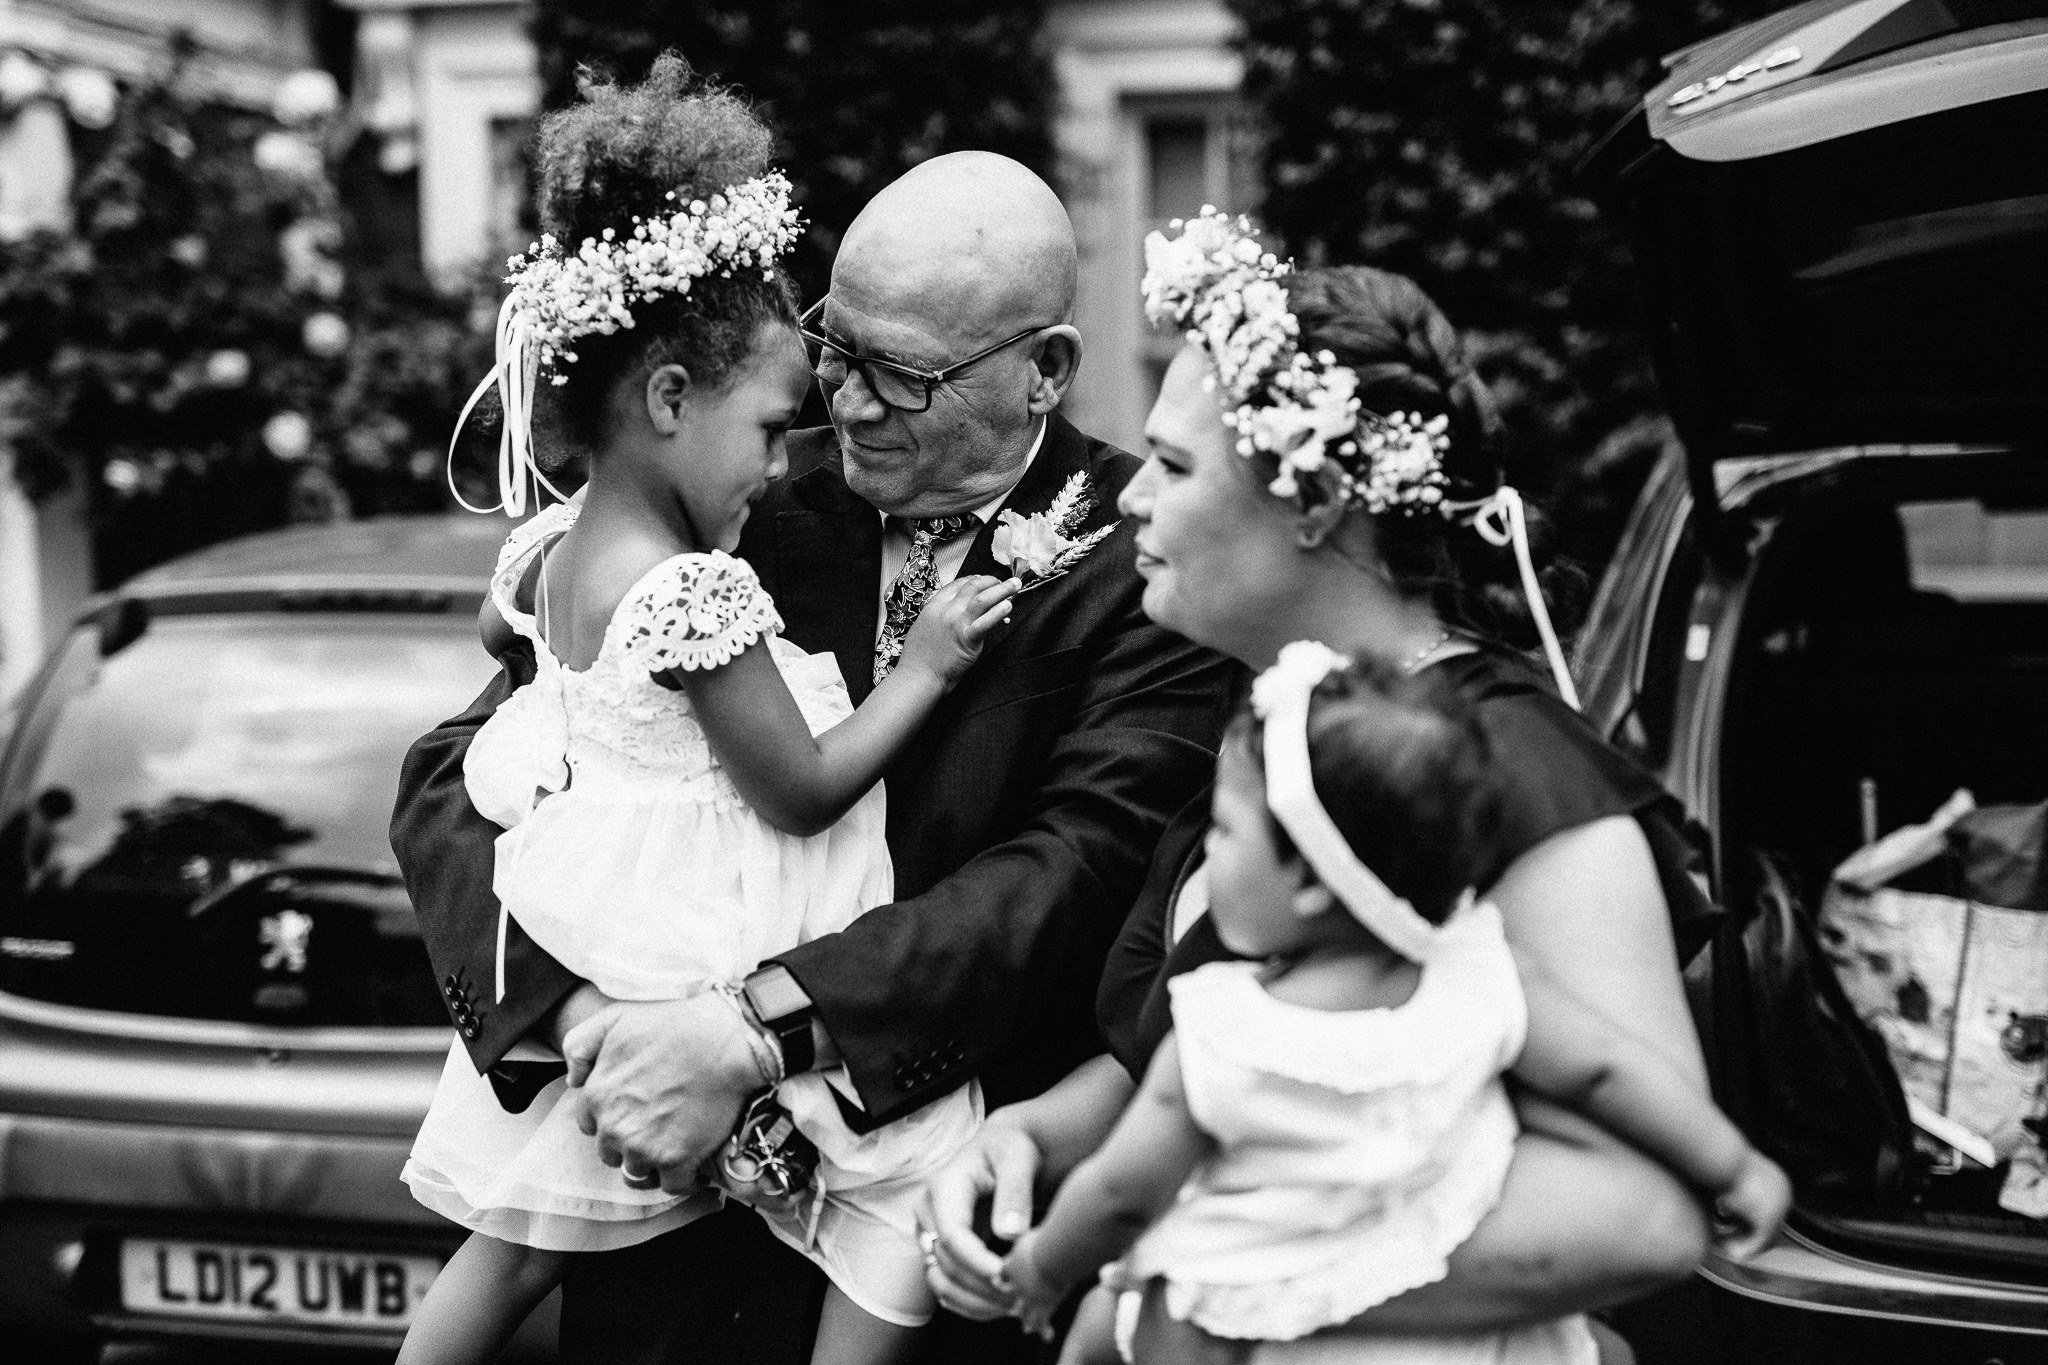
xmin=874 ymin=514 xmax=977 ymax=684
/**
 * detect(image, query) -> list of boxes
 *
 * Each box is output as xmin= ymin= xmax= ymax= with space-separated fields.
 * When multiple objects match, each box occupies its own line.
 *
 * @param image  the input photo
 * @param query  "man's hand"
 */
xmin=916 ymin=1115 xmax=1044 ymax=1320
xmin=563 ymin=992 xmax=761 ymax=1194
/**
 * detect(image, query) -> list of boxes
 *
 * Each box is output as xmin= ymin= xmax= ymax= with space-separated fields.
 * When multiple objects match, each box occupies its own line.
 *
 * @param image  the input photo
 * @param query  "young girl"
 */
xmin=1000 ymin=645 xmax=1792 ymax=1364
xmin=397 ymin=61 xmax=1016 ymax=1365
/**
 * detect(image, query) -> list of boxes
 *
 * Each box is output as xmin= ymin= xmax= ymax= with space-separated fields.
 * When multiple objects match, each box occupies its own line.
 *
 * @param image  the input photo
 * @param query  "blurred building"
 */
xmin=0 ymin=0 xmax=1250 ymax=700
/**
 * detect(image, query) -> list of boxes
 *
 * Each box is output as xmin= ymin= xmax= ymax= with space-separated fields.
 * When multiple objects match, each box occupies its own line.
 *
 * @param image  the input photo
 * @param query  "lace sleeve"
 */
xmin=618 ymin=550 xmax=785 ymax=674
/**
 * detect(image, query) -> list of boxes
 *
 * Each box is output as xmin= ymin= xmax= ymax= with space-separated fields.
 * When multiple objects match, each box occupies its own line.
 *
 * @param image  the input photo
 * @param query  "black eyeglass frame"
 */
xmin=798 ymin=298 xmax=1050 ymax=414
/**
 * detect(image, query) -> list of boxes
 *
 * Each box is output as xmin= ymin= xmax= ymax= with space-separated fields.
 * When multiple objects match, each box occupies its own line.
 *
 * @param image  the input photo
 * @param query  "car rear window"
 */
xmin=1901 ymin=498 xmax=2048 ymax=601
xmin=0 ymin=611 xmax=497 ymax=1026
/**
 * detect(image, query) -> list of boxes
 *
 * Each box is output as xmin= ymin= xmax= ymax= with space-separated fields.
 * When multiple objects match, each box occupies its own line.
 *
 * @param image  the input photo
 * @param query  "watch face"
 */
xmin=746 ymin=967 xmax=811 ymax=1022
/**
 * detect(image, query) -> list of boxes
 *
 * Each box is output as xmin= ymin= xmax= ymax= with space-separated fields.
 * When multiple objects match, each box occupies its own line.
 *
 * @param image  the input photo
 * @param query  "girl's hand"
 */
xmin=916 ymin=1115 xmax=1043 ymax=1320
xmin=900 ymin=575 xmax=1020 ymax=686
xmin=1713 ymin=1148 xmax=1793 ymax=1260
xmin=999 ymin=1234 xmax=1065 ymax=1340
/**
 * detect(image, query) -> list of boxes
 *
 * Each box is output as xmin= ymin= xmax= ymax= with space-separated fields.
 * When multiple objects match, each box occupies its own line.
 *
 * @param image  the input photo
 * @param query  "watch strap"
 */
xmin=743 ymin=966 xmax=817 ymax=1076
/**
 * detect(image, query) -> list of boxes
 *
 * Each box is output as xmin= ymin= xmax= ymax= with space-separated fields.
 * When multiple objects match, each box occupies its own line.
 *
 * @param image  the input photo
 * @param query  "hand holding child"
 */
xmin=901 ymin=574 xmax=1022 ymax=686
xmin=1712 ymin=1148 xmax=1793 ymax=1260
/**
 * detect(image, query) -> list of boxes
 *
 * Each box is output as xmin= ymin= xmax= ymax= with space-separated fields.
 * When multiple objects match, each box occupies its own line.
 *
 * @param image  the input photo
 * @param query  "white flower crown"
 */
xmin=450 ymin=170 xmax=802 ymax=520
xmin=1140 ymin=207 xmax=1585 ymax=711
xmin=1141 ymin=207 xmax=1448 ymax=515
xmin=504 ymin=171 xmax=803 ymax=382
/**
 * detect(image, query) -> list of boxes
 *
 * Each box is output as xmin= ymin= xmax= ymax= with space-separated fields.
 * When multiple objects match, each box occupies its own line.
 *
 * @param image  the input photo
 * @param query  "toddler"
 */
xmin=1001 ymin=643 xmax=1791 ymax=1364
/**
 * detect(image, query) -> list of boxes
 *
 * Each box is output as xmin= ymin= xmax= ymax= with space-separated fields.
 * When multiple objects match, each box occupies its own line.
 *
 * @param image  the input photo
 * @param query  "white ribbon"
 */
xmin=447 ymin=293 xmax=573 ymax=518
xmin=1252 ymin=641 xmax=1441 ymax=963
xmin=1449 ymin=486 xmax=1580 ymax=711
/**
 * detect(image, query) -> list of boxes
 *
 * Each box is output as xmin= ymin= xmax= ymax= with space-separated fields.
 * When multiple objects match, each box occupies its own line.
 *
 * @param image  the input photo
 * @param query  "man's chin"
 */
xmin=840 ymin=445 xmax=914 ymax=511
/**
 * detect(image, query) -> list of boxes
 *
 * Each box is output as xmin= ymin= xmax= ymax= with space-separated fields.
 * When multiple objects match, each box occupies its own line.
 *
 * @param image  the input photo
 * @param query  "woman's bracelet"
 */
xmin=711 ymin=982 xmax=785 ymax=1089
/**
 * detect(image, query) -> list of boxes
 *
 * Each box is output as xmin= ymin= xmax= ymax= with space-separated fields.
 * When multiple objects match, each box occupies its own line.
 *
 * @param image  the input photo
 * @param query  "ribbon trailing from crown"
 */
xmin=1142 ymin=208 xmax=1578 ymax=709
xmin=448 ymin=172 xmax=804 ymax=518
xmin=1251 ymin=641 xmax=1442 ymax=963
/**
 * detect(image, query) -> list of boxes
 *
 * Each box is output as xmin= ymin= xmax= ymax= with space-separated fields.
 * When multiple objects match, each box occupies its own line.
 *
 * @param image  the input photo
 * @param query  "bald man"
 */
xmin=391 ymin=153 xmax=1238 ymax=1364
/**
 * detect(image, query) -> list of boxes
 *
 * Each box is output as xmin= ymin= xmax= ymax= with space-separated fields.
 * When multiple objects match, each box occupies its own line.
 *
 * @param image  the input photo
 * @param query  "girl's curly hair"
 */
xmin=528 ymin=54 xmax=800 ymax=466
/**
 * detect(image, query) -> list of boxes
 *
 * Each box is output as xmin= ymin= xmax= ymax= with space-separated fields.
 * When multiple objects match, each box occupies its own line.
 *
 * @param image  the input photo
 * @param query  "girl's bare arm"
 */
xmin=1003 ymin=1034 xmax=1215 ymax=1334
xmin=673 ymin=575 xmax=1017 ymax=836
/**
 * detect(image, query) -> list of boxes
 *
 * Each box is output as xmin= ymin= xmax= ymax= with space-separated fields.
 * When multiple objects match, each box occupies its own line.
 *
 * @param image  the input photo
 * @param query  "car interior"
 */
xmin=1716 ymin=456 xmax=2048 ymax=1273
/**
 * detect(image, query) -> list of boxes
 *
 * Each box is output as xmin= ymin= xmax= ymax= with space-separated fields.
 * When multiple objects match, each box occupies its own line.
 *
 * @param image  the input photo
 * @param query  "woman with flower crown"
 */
xmin=396 ymin=60 xmax=1017 ymax=1365
xmin=918 ymin=217 xmax=1746 ymax=1361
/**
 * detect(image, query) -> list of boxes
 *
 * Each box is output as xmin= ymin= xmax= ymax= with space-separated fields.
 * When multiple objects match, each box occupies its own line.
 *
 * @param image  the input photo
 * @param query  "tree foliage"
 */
xmin=527 ymin=0 xmax=1055 ymax=302
xmin=0 ymin=42 xmax=495 ymax=584
xmin=1225 ymin=0 xmax=1782 ymax=564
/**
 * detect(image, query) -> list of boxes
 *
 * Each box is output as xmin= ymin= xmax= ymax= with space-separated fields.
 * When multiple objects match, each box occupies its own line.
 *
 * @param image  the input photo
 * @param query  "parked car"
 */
xmin=1582 ymin=1 xmax=2048 ymax=1359
xmin=0 ymin=514 xmax=555 ymax=1359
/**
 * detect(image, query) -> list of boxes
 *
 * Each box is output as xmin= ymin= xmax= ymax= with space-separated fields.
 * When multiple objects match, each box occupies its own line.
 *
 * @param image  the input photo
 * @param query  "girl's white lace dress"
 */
xmin=1109 ymin=896 xmax=1595 ymax=1364
xmin=402 ymin=503 xmax=981 ymax=1327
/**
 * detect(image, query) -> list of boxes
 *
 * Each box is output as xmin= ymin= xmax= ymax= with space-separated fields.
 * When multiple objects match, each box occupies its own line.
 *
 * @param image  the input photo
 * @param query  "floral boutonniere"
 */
xmin=991 ymin=472 xmax=1118 ymax=592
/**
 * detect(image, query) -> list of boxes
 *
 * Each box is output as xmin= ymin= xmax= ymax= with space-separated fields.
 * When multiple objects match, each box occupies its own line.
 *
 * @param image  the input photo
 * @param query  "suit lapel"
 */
xmin=958 ymin=414 xmax=1096 ymax=582
xmin=767 ymin=452 xmax=884 ymax=703
xmin=760 ymin=415 xmax=1099 ymax=704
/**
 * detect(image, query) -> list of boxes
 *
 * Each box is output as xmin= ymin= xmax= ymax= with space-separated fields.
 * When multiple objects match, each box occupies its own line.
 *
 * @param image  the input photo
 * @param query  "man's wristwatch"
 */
xmin=741 ymin=964 xmax=816 ymax=1077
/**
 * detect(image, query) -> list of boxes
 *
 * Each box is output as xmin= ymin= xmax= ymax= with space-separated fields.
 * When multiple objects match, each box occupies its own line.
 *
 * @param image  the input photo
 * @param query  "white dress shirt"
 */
xmin=873 ymin=418 xmax=1046 ymax=642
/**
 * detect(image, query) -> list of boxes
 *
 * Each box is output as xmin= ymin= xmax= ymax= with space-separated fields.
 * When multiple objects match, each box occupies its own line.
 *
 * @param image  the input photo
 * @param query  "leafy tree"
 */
xmin=1224 ymin=0 xmax=1781 ymax=567
xmin=0 ymin=40 xmax=496 ymax=584
xmin=527 ymin=0 xmax=1054 ymax=302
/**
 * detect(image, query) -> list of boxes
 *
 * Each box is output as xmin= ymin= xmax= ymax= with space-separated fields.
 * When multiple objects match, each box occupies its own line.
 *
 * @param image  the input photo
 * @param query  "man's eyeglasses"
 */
xmin=799 ymin=299 xmax=1048 ymax=414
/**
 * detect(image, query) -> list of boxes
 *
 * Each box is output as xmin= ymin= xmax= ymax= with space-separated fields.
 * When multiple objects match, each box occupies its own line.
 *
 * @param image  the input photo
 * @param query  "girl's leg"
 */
xmin=397 ymin=1233 xmax=570 ymax=1365
xmin=806 ymin=1283 xmax=920 ymax=1365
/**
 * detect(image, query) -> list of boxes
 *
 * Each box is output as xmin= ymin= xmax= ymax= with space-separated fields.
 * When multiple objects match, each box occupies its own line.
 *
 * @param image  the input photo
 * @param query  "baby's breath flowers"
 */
xmin=1142 ymin=207 xmax=1448 ymax=515
xmin=451 ymin=169 xmax=805 ymax=518
xmin=504 ymin=172 xmax=802 ymax=382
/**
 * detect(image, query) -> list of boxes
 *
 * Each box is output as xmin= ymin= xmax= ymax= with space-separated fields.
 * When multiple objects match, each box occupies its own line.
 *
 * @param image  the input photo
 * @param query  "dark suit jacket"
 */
xmin=390 ymin=412 xmax=1240 ymax=1123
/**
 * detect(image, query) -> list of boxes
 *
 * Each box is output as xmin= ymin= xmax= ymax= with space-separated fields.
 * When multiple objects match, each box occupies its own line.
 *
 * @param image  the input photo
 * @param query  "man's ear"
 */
xmin=1025 ymin=326 xmax=1083 ymax=415
xmin=644 ymin=363 xmax=694 ymax=434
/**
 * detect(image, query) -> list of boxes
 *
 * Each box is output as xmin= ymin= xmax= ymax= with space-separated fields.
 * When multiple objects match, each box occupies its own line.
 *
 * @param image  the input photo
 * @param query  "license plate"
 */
xmin=119 ymin=1238 xmax=442 ymax=1331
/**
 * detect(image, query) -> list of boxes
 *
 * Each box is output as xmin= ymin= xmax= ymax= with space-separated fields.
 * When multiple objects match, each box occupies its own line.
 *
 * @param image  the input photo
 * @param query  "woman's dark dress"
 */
xmin=1097 ymin=648 xmax=1721 ymax=1077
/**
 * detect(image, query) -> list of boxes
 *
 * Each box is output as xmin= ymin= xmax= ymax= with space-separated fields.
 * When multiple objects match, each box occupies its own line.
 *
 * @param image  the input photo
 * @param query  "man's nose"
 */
xmin=830 ymin=365 xmax=889 ymax=427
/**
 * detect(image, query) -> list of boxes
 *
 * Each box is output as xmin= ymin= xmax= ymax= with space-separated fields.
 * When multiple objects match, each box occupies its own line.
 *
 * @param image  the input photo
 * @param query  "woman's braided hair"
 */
xmin=1285 ymin=266 xmax=1589 ymax=652
xmin=528 ymin=54 xmax=800 ymax=467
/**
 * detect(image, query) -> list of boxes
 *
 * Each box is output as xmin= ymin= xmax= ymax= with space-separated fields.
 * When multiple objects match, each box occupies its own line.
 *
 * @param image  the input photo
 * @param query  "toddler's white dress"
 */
xmin=403 ymin=503 xmax=981 ymax=1327
xmin=1109 ymin=897 xmax=1595 ymax=1365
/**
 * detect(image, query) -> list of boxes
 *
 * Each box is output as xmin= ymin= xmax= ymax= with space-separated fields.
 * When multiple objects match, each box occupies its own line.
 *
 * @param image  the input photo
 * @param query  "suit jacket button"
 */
xmin=462 ymin=1023 xmax=480 ymax=1039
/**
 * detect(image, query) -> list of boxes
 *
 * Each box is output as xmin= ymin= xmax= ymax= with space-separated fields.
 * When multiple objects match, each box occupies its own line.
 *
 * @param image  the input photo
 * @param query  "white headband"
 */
xmin=1250 ymin=641 xmax=1442 ymax=962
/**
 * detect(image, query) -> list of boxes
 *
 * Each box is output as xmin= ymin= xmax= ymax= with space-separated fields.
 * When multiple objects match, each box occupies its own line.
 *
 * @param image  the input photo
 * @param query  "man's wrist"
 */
xmin=710 ymin=985 xmax=785 ymax=1089
xmin=742 ymin=963 xmax=818 ymax=1076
